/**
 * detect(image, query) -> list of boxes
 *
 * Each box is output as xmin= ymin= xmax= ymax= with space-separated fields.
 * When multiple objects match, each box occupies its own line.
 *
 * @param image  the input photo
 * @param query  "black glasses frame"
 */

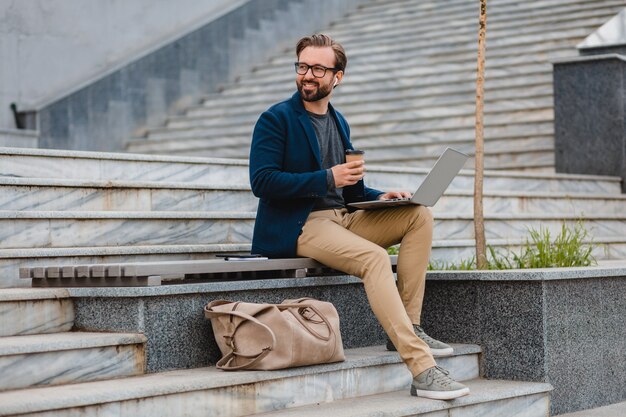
xmin=294 ymin=62 xmax=340 ymax=78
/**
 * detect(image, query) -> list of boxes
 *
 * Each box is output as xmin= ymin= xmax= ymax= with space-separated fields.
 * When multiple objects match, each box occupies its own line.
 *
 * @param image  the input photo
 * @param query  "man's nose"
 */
xmin=303 ymin=67 xmax=316 ymax=79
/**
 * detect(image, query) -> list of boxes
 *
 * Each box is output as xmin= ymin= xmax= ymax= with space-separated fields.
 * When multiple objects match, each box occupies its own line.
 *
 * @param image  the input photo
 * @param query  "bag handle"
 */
xmin=279 ymin=303 xmax=333 ymax=342
xmin=204 ymin=305 xmax=278 ymax=371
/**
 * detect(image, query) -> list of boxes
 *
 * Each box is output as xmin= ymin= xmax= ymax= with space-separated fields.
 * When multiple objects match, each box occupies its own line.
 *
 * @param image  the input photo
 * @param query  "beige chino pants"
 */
xmin=296 ymin=205 xmax=437 ymax=376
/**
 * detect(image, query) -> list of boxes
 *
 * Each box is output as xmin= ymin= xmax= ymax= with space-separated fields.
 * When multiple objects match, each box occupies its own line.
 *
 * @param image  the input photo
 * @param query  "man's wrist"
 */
xmin=326 ymin=169 xmax=336 ymax=190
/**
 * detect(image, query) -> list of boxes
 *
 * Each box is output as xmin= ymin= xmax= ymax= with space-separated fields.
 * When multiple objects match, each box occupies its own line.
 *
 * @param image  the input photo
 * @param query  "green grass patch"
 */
xmin=388 ymin=221 xmax=598 ymax=270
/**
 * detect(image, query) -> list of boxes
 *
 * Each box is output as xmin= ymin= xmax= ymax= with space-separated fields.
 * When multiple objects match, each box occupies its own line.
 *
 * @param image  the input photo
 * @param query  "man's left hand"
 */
xmin=378 ymin=191 xmax=412 ymax=200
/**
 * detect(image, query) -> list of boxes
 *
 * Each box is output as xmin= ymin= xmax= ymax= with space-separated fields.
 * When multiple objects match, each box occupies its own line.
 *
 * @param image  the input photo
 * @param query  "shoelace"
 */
xmin=414 ymin=326 xmax=436 ymax=343
xmin=425 ymin=366 xmax=453 ymax=387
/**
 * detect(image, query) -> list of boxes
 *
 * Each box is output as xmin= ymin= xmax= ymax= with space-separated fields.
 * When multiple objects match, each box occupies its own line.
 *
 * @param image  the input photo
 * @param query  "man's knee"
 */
xmin=362 ymin=245 xmax=392 ymax=272
xmin=409 ymin=205 xmax=433 ymax=229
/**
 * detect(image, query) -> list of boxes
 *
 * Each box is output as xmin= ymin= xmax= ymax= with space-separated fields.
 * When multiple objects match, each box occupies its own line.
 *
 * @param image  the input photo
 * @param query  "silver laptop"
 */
xmin=348 ymin=148 xmax=469 ymax=210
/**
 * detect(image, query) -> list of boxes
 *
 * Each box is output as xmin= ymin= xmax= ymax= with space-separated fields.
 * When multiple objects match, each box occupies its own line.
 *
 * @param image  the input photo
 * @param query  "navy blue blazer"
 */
xmin=249 ymin=92 xmax=383 ymax=258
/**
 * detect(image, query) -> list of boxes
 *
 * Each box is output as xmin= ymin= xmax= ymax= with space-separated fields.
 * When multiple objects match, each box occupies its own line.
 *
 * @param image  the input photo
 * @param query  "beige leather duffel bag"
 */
xmin=204 ymin=297 xmax=345 ymax=371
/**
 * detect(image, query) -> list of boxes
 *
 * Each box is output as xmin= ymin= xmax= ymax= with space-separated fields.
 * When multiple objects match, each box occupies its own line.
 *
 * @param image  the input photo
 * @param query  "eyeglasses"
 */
xmin=294 ymin=62 xmax=340 ymax=78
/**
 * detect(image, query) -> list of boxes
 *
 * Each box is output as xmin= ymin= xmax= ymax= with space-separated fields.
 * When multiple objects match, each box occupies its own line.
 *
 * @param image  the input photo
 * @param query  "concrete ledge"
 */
xmin=420 ymin=267 xmax=626 ymax=415
xmin=66 ymin=265 xmax=625 ymax=415
xmin=64 ymin=266 xmax=626 ymax=298
xmin=0 ymin=288 xmax=70 ymax=301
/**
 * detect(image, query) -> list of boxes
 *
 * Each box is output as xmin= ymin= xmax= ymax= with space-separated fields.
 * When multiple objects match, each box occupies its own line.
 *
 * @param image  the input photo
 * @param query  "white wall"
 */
xmin=0 ymin=0 xmax=237 ymax=130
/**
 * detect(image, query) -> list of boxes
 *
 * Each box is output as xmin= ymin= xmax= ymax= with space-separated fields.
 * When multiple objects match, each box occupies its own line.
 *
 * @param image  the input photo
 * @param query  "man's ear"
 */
xmin=333 ymin=70 xmax=343 ymax=88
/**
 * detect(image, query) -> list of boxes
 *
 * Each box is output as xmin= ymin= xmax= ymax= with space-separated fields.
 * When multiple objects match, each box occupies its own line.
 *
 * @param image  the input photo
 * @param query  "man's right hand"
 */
xmin=331 ymin=160 xmax=365 ymax=188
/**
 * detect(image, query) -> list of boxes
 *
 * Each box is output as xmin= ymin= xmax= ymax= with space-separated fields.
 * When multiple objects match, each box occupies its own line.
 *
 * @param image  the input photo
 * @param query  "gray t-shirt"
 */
xmin=307 ymin=111 xmax=345 ymax=210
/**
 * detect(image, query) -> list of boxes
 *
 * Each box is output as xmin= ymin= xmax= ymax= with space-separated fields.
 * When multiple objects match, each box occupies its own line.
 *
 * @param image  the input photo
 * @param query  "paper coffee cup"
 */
xmin=345 ymin=149 xmax=365 ymax=163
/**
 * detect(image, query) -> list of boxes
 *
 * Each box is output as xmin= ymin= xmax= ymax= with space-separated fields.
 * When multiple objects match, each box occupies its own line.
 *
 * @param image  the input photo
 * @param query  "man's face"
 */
xmin=296 ymin=46 xmax=339 ymax=102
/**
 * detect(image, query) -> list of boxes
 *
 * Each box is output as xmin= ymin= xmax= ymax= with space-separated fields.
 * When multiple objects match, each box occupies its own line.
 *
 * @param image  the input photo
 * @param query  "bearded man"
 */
xmin=249 ymin=34 xmax=469 ymax=400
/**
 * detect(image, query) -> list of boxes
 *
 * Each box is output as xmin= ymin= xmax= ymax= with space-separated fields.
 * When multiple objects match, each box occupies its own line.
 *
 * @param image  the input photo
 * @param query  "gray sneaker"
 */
xmin=386 ymin=325 xmax=454 ymax=356
xmin=411 ymin=366 xmax=470 ymax=400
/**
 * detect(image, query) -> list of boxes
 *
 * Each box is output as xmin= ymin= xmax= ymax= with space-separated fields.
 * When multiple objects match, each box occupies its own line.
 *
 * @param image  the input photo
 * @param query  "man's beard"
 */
xmin=297 ymin=79 xmax=332 ymax=102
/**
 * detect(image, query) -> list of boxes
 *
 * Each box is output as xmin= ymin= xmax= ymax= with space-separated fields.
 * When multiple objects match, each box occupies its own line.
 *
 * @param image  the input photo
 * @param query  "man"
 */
xmin=249 ymin=34 xmax=469 ymax=400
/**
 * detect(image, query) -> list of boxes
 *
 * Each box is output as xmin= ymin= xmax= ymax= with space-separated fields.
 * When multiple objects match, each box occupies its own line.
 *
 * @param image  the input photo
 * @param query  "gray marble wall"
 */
xmin=34 ymin=0 xmax=366 ymax=153
xmin=553 ymin=54 xmax=626 ymax=192
xmin=71 ymin=279 xmax=385 ymax=373
xmin=420 ymin=274 xmax=626 ymax=415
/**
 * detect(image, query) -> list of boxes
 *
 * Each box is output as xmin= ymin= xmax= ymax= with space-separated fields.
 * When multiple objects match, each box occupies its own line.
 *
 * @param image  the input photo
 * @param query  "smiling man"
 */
xmin=249 ymin=34 xmax=469 ymax=400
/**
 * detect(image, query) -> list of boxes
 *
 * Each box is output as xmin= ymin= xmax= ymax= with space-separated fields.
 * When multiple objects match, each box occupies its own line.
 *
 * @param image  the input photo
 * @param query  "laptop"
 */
xmin=348 ymin=148 xmax=469 ymax=210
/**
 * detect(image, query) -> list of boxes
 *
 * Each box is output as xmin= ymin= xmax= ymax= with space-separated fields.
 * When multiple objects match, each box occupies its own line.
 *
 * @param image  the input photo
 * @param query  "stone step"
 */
xmin=2 ymin=148 xmax=621 ymax=194
xmin=338 ymin=9 xmax=620 ymax=49
xmin=188 ymin=84 xmax=553 ymax=120
xmin=344 ymin=1 xmax=619 ymax=43
xmin=137 ymin=128 xmax=554 ymax=162
xmin=251 ymin=378 xmax=553 ymax=417
xmin=218 ymin=63 xmax=553 ymax=101
xmin=335 ymin=0 xmax=622 ymax=37
xmin=249 ymin=35 xmax=573 ymax=80
xmin=0 ymin=147 xmax=249 ymax=185
xmin=354 ymin=0 xmax=607 ymax=17
xmin=368 ymin=146 xmax=556 ymax=172
xmin=352 ymin=0 xmax=621 ymax=19
xmin=3 ymin=176 xmax=626 ymax=214
xmin=0 ymin=130 xmax=38 ymax=149
xmin=146 ymin=105 xmax=554 ymax=141
xmin=0 ymin=211 xmax=255 ymax=249
xmin=202 ymin=72 xmax=554 ymax=111
xmin=134 ymin=141 xmax=556 ymax=171
xmin=270 ymin=27 xmax=595 ymax=66
xmin=2 ymin=210 xmax=624 ymax=250
xmin=167 ymin=95 xmax=555 ymax=130
xmin=0 ymin=177 xmax=256 ymax=212
xmin=0 ymin=332 xmax=145 ymax=391
xmin=0 ymin=344 xmax=480 ymax=416
xmin=255 ymin=13 xmax=619 ymax=83
xmin=354 ymin=131 xmax=553 ymax=150
xmin=0 ymin=288 xmax=73 ymax=337
xmin=243 ymin=29 xmax=578 ymax=78
xmin=133 ymin=121 xmax=556 ymax=161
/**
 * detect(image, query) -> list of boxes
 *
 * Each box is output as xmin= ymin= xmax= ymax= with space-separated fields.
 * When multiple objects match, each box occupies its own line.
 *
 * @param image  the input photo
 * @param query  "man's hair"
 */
xmin=296 ymin=34 xmax=347 ymax=72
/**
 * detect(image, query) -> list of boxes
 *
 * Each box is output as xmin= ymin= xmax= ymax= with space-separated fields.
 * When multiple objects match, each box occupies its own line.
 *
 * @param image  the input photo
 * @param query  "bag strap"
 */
xmin=204 ymin=305 xmax=278 ymax=371
xmin=215 ymin=348 xmax=272 ymax=371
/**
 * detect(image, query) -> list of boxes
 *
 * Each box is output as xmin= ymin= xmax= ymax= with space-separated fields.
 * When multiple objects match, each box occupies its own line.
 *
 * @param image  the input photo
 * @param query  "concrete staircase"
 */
xmin=126 ymin=0 xmax=625 ymax=173
xmin=0 ymin=1 xmax=623 ymax=415
xmin=2 ymin=146 xmax=625 ymax=288
xmin=0 ymin=288 xmax=552 ymax=416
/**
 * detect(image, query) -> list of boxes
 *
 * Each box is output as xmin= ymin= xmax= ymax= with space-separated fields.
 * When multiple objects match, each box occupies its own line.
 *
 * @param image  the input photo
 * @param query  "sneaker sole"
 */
xmin=430 ymin=347 xmax=454 ymax=356
xmin=410 ymin=386 xmax=470 ymax=400
xmin=387 ymin=343 xmax=454 ymax=357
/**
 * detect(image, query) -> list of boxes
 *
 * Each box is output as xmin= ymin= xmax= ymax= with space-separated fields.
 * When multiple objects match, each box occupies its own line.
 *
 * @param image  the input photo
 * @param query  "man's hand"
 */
xmin=331 ymin=160 xmax=365 ymax=188
xmin=378 ymin=191 xmax=412 ymax=200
